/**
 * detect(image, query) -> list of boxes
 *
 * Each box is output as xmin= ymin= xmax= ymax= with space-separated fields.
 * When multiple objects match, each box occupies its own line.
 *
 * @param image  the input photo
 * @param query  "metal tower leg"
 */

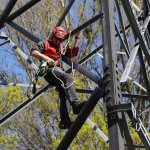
xmin=101 ymin=0 xmax=125 ymax=149
xmin=0 ymin=0 xmax=17 ymax=29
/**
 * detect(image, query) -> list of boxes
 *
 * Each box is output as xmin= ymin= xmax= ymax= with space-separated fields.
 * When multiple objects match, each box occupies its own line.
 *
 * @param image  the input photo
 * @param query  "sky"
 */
xmin=0 ymin=37 xmax=28 ymax=83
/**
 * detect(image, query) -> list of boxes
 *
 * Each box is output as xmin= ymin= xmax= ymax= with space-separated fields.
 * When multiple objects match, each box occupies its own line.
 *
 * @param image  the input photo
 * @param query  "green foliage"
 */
xmin=0 ymin=86 xmax=24 ymax=149
xmin=0 ymin=72 xmax=110 ymax=149
xmin=70 ymin=108 xmax=109 ymax=150
xmin=0 ymin=86 xmax=24 ymax=114
xmin=0 ymin=134 xmax=17 ymax=150
xmin=130 ymin=127 xmax=141 ymax=145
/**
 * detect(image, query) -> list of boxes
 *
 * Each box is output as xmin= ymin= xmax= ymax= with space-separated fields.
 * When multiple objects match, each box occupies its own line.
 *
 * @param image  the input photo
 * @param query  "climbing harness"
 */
xmin=26 ymin=76 xmax=38 ymax=98
xmin=54 ymin=30 xmax=75 ymax=89
xmin=36 ymin=60 xmax=50 ymax=77
xmin=26 ymin=60 xmax=53 ymax=97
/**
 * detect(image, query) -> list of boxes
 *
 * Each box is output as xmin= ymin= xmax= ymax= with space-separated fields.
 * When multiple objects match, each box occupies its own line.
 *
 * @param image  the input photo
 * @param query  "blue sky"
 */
xmin=0 ymin=37 xmax=28 ymax=83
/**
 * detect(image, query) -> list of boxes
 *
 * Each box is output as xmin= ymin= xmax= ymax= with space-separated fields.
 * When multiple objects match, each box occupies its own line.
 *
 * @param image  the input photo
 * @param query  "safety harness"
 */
xmin=43 ymin=40 xmax=64 ymax=68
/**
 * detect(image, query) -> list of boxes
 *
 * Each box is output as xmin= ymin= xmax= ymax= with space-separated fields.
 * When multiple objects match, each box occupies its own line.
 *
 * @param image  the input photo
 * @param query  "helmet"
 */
xmin=52 ymin=26 xmax=66 ymax=39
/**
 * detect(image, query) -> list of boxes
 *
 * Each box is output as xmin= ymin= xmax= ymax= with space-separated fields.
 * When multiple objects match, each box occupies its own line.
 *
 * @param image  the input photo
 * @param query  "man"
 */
xmin=30 ymin=26 xmax=86 ymax=129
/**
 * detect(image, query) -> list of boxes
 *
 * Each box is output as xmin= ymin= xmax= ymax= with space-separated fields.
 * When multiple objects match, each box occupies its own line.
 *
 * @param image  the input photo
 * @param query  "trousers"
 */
xmin=44 ymin=66 xmax=78 ymax=121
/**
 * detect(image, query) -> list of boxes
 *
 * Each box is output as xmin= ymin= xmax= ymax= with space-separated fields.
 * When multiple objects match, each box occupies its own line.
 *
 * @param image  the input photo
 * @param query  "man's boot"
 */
xmin=59 ymin=118 xmax=73 ymax=129
xmin=72 ymin=100 xmax=86 ymax=115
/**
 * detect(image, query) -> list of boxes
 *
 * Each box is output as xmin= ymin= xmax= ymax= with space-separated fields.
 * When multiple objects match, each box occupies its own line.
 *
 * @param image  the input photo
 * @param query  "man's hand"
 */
xmin=47 ymin=58 xmax=55 ymax=66
xmin=31 ymin=50 xmax=55 ymax=66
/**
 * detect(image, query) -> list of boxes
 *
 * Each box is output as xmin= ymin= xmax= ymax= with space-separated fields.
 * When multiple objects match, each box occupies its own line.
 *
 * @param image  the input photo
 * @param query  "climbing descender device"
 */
xmin=36 ymin=60 xmax=50 ymax=77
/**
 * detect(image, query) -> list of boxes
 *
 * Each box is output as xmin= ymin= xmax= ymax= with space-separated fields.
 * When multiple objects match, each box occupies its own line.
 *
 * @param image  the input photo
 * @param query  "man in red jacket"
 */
xmin=30 ymin=26 xmax=86 ymax=129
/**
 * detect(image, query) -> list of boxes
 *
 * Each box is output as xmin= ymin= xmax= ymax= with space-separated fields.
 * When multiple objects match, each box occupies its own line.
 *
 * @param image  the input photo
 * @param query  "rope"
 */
xmin=135 ymin=121 xmax=142 ymax=132
xmin=52 ymin=30 xmax=75 ymax=89
xmin=52 ymin=64 xmax=74 ymax=89
xmin=51 ymin=30 xmax=76 ymax=89
xmin=26 ymin=76 xmax=38 ymax=98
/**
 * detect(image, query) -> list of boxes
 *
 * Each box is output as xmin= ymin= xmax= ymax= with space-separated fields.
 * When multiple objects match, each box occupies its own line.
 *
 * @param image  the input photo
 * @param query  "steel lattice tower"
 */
xmin=0 ymin=0 xmax=150 ymax=149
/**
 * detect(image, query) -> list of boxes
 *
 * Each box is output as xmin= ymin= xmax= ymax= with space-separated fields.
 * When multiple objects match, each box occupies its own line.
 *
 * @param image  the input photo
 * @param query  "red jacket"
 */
xmin=44 ymin=40 xmax=63 ymax=66
xmin=31 ymin=40 xmax=79 ymax=67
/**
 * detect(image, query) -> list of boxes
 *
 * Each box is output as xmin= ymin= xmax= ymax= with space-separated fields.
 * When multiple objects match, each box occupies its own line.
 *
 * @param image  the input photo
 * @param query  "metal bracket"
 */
xmin=107 ymin=103 xmax=133 ymax=114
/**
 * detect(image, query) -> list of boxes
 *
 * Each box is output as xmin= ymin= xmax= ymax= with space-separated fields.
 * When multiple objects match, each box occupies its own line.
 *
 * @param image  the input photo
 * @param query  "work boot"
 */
xmin=59 ymin=119 xmax=73 ymax=129
xmin=72 ymin=100 xmax=86 ymax=115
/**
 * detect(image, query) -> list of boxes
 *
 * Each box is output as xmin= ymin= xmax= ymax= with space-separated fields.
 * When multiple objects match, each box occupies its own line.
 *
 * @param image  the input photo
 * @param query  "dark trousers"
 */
xmin=44 ymin=66 xmax=78 ymax=122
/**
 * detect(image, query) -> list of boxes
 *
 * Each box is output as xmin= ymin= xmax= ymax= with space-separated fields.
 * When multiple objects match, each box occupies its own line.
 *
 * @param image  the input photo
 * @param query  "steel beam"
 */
xmin=0 ymin=35 xmax=8 ymax=40
xmin=0 ymin=84 xmax=50 ymax=125
xmin=0 ymin=31 xmax=38 ymax=71
xmin=7 ymin=13 xmax=103 ymax=43
xmin=138 ymin=104 xmax=150 ymax=116
xmin=6 ymin=20 xmax=102 ymax=84
xmin=115 ymin=0 xmax=130 ymax=57
xmin=107 ymin=103 xmax=150 ymax=149
xmin=66 ymin=43 xmax=146 ymax=93
xmin=127 ymin=111 xmax=150 ymax=149
xmin=86 ymin=118 xmax=109 ymax=143
xmin=0 ymin=82 xmax=41 ymax=88
xmin=78 ymin=46 xmax=103 ymax=65
xmin=6 ymin=0 xmax=41 ymax=22
xmin=125 ymin=144 xmax=145 ymax=149
xmin=148 ymin=0 xmax=150 ymax=10
xmin=49 ymin=0 xmax=75 ymax=38
xmin=56 ymin=87 xmax=104 ymax=150
xmin=76 ymin=89 xmax=149 ymax=100
xmin=114 ymin=22 xmax=131 ymax=58
xmin=7 ymin=21 xmax=40 ymax=43
xmin=62 ymin=56 xmax=101 ymax=85
xmin=121 ymin=14 xmax=150 ymax=83
xmin=0 ymin=40 xmax=10 ymax=47
xmin=121 ymin=112 xmax=135 ymax=150
xmin=142 ymin=0 xmax=150 ymax=18
xmin=120 ymin=0 xmax=150 ymax=66
xmin=145 ymin=28 xmax=150 ymax=50
xmin=76 ymin=88 xmax=93 ymax=94
xmin=122 ymin=93 xmax=148 ymax=100
xmin=101 ymin=0 xmax=124 ymax=149
xmin=66 ymin=45 xmax=103 ymax=74
xmin=127 ymin=75 xmax=147 ymax=92
xmin=0 ymin=0 xmax=42 ymax=29
xmin=66 ymin=23 xmax=132 ymax=74
xmin=0 ymin=0 xmax=17 ymax=29
xmin=55 ymin=0 xmax=75 ymax=27
xmin=138 ymin=48 xmax=150 ymax=99
xmin=120 ymin=44 xmax=139 ymax=83
xmin=64 ymin=13 xmax=103 ymax=39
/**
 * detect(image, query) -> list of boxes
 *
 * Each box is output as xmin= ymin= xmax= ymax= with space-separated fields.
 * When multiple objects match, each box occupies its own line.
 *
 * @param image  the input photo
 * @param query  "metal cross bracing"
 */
xmin=0 ymin=0 xmax=150 ymax=150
